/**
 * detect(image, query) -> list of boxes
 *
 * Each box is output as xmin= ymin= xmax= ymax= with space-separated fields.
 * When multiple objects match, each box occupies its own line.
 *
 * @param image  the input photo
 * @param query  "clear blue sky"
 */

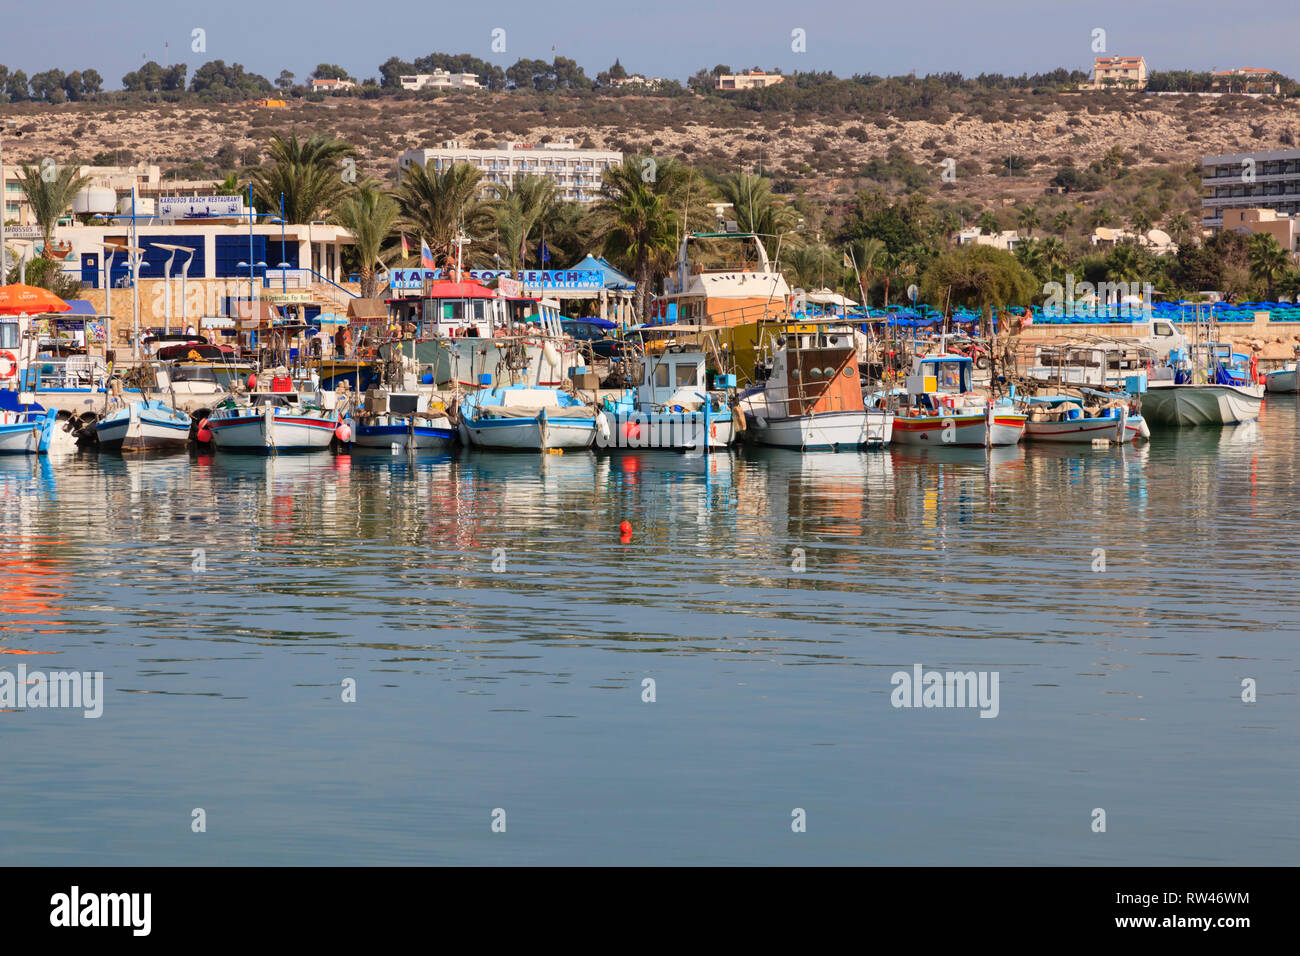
xmin=0 ymin=0 xmax=1294 ymax=88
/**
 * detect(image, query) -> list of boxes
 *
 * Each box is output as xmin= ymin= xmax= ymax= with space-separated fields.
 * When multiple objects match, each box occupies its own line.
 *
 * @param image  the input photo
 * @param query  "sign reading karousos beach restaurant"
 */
xmin=387 ymin=269 xmax=605 ymax=292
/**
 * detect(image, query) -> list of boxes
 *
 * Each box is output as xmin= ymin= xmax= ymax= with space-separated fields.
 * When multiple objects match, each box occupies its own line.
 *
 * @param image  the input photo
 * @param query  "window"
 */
xmin=675 ymin=364 xmax=697 ymax=387
xmin=654 ymin=364 xmax=670 ymax=387
xmin=441 ymin=301 xmax=464 ymax=321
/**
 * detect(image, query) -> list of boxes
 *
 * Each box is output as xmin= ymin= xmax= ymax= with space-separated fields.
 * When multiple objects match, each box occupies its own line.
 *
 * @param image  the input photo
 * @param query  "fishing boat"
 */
xmin=353 ymin=389 xmax=455 ymax=451
xmin=597 ymin=349 xmax=735 ymax=451
xmin=0 ymin=406 xmax=65 ymax=454
xmin=93 ymin=398 xmax=193 ymax=453
xmin=740 ymin=319 xmax=892 ymax=450
xmin=385 ymin=280 xmax=581 ymax=389
xmin=1141 ymin=344 xmax=1264 ymax=427
xmin=458 ymin=385 xmax=607 ymax=451
xmin=205 ymin=390 xmax=343 ymax=453
xmin=891 ymin=355 xmax=1025 ymax=447
xmin=1021 ymin=395 xmax=1128 ymax=444
xmin=1262 ymin=346 xmax=1300 ymax=393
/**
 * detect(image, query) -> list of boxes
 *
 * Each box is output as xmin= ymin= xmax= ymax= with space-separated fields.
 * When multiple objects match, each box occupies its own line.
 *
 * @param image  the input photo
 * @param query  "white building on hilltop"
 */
xmin=400 ymin=70 xmax=482 ymax=91
xmin=398 ymin=139 xmax=623 ymax=203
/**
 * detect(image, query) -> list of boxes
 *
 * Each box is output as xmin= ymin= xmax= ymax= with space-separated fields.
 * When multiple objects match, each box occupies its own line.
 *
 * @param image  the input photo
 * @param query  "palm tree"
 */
xmin=1014 ymin=238 xmax=1045 ymax=283
xmin=18 ymin=163 xmax=91 ymax=259
xmin=1247 ymin=233 xmax=1291 ymax=299
xmin=1038 ymin=236 xmax=1068 ymax=284
xmin=1017 ymin=204 xmax=1040 ymax=237
xmin=1130 ymin=208 xmax=1152 ymax=236
xmin=590 ymin=157 xmax=698 ymax=318
xmin=1105 ymin=244 xmax=1145 ymax=285
xmin=251 ymin=132 xmax=355 ymax=224
xmin=332 ymin=185 xmax=400 ymax=298
xmin=716 ymin=172 xmax=798 ymax=241
xmin=1166 ymin=213 xmax=1193 ymax=248
xmin=844 ymin=236 xmax=886 ymax=306
xmin=977 ymin=210 xmax=1000 ymax=235
xmin=488 ymin=174 xmax=559 ymax=270
xmin=782 ymin=244 xmax=837 ymax=293
xmin=395 ymin=161 xmax=493 ymax=271
xmin=1052 ymin=210 xmax=1072 ymax=237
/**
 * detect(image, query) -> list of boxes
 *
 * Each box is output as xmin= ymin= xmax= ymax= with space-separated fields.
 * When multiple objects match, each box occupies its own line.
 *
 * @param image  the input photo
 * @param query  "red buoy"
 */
xmin=619 ymin=520 xmax=632 ymax=535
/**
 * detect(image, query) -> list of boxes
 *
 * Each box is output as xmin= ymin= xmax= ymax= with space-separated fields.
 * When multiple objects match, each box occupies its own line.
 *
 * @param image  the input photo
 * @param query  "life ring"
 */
xmin=0 ymin=350 xmax=17 ymax=380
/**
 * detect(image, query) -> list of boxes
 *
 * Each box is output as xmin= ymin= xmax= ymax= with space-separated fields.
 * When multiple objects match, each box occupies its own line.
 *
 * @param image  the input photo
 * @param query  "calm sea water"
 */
xmin=2 ymin=398 xmax=1298 ymax=866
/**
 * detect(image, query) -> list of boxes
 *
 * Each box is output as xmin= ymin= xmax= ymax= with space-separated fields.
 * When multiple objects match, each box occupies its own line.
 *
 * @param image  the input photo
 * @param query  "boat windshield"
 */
xmin=925 ymin=361 xmax=968 ymax=393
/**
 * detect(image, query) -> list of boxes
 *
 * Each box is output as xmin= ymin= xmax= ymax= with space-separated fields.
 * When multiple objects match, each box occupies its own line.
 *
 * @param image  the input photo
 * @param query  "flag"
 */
xmin=420 ymin=238 xmax=435 ymax=270
xmin=842 ymin=252 xmax=852 ymax=269
xmin=538 ymin=239 xmax=550 ymax=266
xmin=401 ymin=233 xmax=410 ymax=259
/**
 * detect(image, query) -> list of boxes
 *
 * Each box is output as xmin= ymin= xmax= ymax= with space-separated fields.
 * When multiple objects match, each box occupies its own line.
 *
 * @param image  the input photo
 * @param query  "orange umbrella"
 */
xmin=0 ymin=284 xmax=72 ymax=315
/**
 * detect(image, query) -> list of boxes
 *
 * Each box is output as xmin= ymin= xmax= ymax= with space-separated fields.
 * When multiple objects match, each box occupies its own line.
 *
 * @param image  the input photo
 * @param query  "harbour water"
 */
xmin=2 ymin=399 xmax=1298 ymax=865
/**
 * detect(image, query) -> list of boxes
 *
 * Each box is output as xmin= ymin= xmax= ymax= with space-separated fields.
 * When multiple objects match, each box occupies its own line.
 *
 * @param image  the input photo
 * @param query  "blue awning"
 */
xmin=63 ymin=299 xmax=97 ymax=315
xmin=565 ymin=255 xmax=636 ymax=291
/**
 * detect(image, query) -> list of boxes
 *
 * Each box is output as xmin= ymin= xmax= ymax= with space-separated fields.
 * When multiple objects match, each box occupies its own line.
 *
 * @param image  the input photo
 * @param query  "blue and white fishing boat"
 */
xmin=458 ymin=385 xmax=607 ymax=451
xmin=1021 ymin=395 xmax=1129 ymax=444
xmin=93 ymin=399 xmax=193 ymax=453
xmin=353 ymin=390 xmax=455 ymax=451
xmin=206 ymin=390 xmax=343 ymax=453
xmin=0 ymin=406 xmax=64 ymax=455
xmin=597 ymin=350 xmax=734 ymax=451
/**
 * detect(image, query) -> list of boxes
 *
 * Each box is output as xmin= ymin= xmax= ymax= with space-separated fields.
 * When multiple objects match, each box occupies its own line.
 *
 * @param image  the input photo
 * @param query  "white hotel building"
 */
xmin=398 ymin=139 xmax=623 ymax=203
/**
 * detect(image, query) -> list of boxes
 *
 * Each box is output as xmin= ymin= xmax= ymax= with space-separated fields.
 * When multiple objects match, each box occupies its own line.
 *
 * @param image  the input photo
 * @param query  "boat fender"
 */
xmin=595 ymin=410 xmax=611 ymax=445
xmin=247 ymin=373 xmax=257 ymax=390
xmin=732 ymin=407 xmax=746 ymax=433
xmin=195 ymin=417 xmax=212 ymax=444
xmin=1250 ymin=354 xmax=1259 ymax=383
xmin=335 ymin=424 xmax=352 ymax=442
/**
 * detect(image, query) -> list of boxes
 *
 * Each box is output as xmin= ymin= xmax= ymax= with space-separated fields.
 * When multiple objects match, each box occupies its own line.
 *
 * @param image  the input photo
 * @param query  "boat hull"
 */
xmin=597 ymin=410 xmax=735 ymax=451
xmin=748 ymin=409 xmax=892 ymax=450
xmin=1141 ymin=383 xmax=1264 ymax=426
xmin=353 ymin=421 xmax=455 ymax=450
xmin=891 ymin=411 xmax=1025 ymax=447
xmin=1263 ymin=367 xmax=1298 ymax=393
xmin=1024 ymin=411 xmax=1127 ymax=444
xmin=208 ymin=408 xmax=340 ymax=452
xmin=95 ymin=405 xmax=192 ymax=453
xmin=459 ymin=415 xmax=596 ymax=451
xmin=0 ymin=421 xmax=41 ymax=454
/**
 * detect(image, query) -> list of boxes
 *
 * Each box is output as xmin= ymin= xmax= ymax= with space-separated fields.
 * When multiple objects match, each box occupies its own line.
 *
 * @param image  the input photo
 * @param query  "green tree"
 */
xmin=920 ymin=243 xmax=1036 ymax=335
xmin=976 ymin=210 xmax=1001 ymax=234
xmin=332 ymin=186 xmax=399 ymax=298
xmin=312 ymin=63 xmax=353 ymax=81
xmin=394 ymin=161 xmax=493 ymax=270
xmin=488 ymin=174 xmax=559 ymax=270
xmin=6 ymin=70 xmax=29 ymax=102
xmin=1052 ymin=209 xmax=1072 ymax=237
xmin=17 ymin=162 xmax=92 ymax=259
xmin=1247 ymin=233 xmax=1291 ymax=299
xmin=589 ymin=157 xmax=693 ymax=317
xmin=252 ymin=132 xmax=355 ymax=224
xmin=715 ymin=172 xmax=798 ymax=240
xmin=1016 ymin=204 xmax=1040 ymax=237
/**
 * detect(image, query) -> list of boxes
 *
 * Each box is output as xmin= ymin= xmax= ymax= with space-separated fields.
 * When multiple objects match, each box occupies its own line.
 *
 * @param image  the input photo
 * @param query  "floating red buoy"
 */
xmin=195 ymin=427 xmax=212 ymax=443
xmin=335 ymin=424 xmax=352 ymax=442
xmin=619 ymin=520 xmax=632 ymax=535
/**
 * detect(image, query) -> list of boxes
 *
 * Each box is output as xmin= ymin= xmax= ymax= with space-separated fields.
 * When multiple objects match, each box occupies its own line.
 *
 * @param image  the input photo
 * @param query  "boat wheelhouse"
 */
xmin=598 ymin=349 xmax=734 ymax=451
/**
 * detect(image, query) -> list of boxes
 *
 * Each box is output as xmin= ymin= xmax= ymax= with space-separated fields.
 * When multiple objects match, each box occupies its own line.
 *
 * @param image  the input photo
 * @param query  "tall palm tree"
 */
xmin=488 ymin=174 xmax=558 ymax=270
xmin=251 ymin=132 xmax=355 ymax=224
xmin=332 ymin=185 xmax=400 ymax=299
xmin=1017 ymin=204 xmax=1040 ymax=238
xmin=1247 ymin=233 xmax=1292 ymax=299
xmin=716 ymin=172 xmax=798 ymax=241
xmin=845 ymin=236 xmax=886 ymax=306
xmin=1130 ymin=208 xmax=1152 ymax=236
xmin=1038 ymin=236 xmax=1068 ymax=283
xmin=590 ymin=157 xmax=696 ymax=318
xmin=1052 ymin=210 xmax=1073 ymax=237
xmin=782 ymin=244 xmax=837 ymax=293
xmin=395 ymin=161 xmax=493 ymax=271
xmin=18 ymin=163 xmax=91 ymax=259
xmin=1166 ymin=213 xmax=1193 ymax=248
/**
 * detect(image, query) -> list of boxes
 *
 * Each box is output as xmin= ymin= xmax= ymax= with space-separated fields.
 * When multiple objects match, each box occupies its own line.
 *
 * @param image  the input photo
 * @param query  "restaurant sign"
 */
xmin=388 ymin=268 xmax=604 ymax=292
xmin=159 ymin=195 xmax=245 ymax=219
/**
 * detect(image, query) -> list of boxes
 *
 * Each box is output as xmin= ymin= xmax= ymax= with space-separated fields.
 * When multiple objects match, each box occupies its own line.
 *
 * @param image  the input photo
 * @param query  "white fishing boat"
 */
xmin=1021 ymin=395 xmax=1128 ymax=444
xmin=205 ymin=390 xmax=343 ymax=453
xmin=0 ymin=406 xmax=62 ymax=454
xmin=94 ymin=398 xmax=192 ymax=452
xmin=740 ymin=319 xmax=891 ymax=450
xmin=1141 ymin=382 xmax=1263 ymax=426
xmin=598 ymin=349 xmax=735 ymax=451
xmin=458 ymin=385 xmax=607 ymax=451
xmin=1263 ymin=366 xmax=1298 ymax=393
xmin=890 ymin=355 xmax=1025 ymax=447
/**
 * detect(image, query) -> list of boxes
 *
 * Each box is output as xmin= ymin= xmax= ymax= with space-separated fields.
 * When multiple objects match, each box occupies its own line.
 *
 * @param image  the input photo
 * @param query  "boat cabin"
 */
xmin=636 ymin=351 xmax=709 ymax=410
xmin=761 ymin=321 xmax=864 ymax=417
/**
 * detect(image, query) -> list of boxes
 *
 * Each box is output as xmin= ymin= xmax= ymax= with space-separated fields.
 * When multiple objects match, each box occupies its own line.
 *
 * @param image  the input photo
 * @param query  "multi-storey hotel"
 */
xmin=1201 ymin=148 xmax=1300 ymax=230
xmin=397 ymin=139 xmax=622 ymax=203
